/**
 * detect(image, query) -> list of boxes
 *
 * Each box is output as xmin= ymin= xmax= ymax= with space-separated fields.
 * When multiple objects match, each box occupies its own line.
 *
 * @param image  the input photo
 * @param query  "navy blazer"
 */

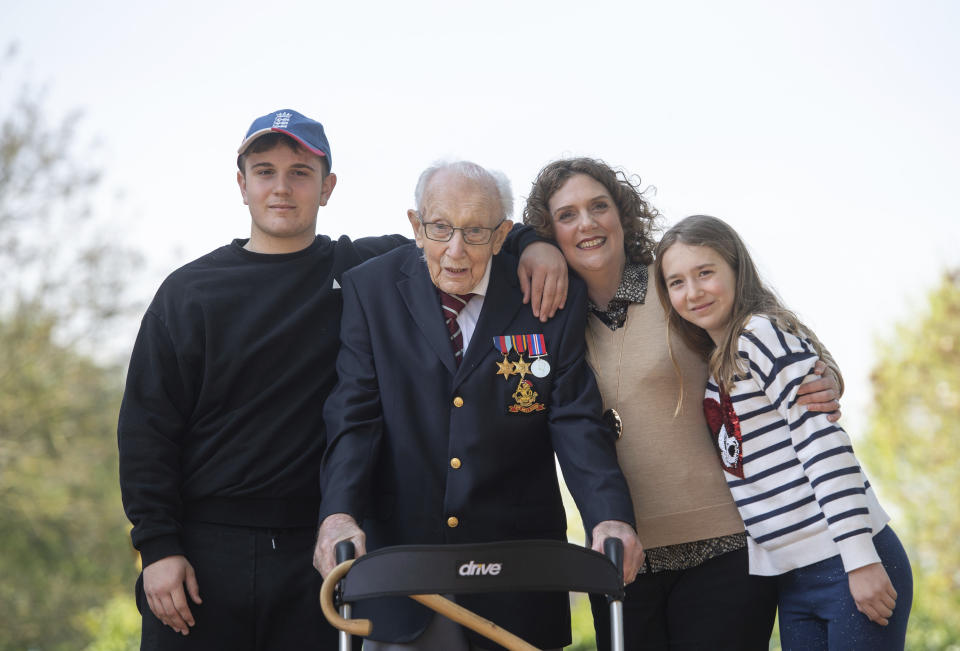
xmin=320 ymin=244 xmax=634 ymax=647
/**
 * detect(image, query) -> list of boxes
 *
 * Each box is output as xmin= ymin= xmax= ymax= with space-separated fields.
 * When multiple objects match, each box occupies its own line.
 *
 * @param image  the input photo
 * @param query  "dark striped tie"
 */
xmin=438 ymin=291 xmax=475 ymax=366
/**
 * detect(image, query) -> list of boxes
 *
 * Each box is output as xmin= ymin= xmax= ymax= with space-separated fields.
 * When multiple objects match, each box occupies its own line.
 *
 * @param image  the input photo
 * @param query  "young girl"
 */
xmin=653 ymin=215 xmax=913 ymax=650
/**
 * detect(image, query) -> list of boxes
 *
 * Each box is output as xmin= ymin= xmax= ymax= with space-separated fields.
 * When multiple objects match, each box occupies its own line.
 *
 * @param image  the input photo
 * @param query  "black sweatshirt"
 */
xmin=119 ymin=229 xmax=540 ymax=566
xmin=118 ymin=234 xmax=409 ymax=565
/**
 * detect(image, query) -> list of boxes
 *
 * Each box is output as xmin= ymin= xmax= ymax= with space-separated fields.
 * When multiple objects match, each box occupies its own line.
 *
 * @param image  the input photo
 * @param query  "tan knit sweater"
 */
xmin=583 ymin=268 xmax=745 ymax=549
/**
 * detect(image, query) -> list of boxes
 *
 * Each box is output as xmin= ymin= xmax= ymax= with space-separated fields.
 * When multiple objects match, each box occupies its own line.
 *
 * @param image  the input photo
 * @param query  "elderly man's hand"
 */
xmin=796 ymin=360 xmax=842 ymax=422
xmin=314 ymin=513 xmax=366 ymax=578
xmin=142 ymin=555 xmax=202 ymax=635
xmin=517 ymin=242 xmax=568 ymax=322
xmin=591 ymin=520 xmax=645 ymax=585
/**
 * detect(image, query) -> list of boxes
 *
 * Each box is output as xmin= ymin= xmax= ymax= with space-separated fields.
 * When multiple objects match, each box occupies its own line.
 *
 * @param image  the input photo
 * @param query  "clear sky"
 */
xmin=5 ymin=0 xmax=959 ymax=434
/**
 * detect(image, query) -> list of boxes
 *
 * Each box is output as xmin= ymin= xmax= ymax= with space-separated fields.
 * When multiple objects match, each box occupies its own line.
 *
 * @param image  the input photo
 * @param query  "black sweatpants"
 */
xmin=136 ymin=522 xmax=355 ymax=651
xmin=590 ymin=546 xmax=777 ymax=651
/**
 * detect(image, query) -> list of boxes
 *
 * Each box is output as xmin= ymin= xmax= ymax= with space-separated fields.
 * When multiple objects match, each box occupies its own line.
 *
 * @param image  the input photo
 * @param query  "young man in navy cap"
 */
xmin=118 ymin=110 xmax=568 ymax=650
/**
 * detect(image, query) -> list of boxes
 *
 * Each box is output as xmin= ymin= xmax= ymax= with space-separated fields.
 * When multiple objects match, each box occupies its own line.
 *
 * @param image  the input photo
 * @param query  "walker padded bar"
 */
xmin=339 ymin=539 xmax=624 ymax=602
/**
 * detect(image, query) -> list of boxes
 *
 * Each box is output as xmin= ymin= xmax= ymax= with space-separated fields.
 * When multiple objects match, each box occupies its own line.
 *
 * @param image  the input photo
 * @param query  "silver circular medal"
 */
xmin=530 ymin=357 xmax=550 ymax=378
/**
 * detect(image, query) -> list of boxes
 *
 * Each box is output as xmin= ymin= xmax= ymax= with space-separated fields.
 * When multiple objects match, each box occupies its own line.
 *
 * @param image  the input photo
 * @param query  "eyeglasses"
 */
xmin=416 ymin=213 xmax=506 ymax=245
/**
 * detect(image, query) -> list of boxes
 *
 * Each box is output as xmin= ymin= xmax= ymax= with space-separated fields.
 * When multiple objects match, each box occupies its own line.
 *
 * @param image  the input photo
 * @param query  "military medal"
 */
xmin=496 ymin=334 xmax=546 ymax=413
xmin=493 ymin=336 xmax=515 ymax=380
xmin=511 ymin=334 xmax=531 ymax=379
xmin=528 ymin=334 xmax=550 ymax=378
xmin=512 ymin=357 xmax=531 ymax=379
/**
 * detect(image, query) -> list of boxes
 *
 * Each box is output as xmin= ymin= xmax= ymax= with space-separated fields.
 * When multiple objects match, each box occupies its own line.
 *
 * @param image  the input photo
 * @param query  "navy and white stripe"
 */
xmin=707 ymin=315 xmax=888 ymax=576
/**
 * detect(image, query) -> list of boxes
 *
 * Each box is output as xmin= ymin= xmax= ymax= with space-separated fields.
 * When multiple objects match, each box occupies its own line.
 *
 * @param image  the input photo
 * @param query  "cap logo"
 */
xmin=272 ymin=112 xmax=292 ymax=128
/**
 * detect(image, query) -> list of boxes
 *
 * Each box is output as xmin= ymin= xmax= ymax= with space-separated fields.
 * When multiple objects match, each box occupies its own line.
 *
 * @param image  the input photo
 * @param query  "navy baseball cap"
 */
xmin=238 ymin=109 xmax=332 ymax=171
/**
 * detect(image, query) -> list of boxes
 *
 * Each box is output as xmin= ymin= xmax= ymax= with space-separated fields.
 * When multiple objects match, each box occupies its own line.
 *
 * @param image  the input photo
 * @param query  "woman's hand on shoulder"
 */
xmin=848 ymin=562 xmax=897 ymax=626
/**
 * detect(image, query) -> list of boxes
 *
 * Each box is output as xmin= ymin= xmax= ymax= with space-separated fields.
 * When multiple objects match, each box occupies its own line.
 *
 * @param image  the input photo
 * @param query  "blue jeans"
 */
xmin=777 ymin=526 xmax=912 ymax=651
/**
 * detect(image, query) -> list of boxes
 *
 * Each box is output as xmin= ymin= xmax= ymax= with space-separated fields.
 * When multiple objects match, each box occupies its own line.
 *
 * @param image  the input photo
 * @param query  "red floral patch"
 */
xmin=703 ymin=390 xmax=744 ymax=478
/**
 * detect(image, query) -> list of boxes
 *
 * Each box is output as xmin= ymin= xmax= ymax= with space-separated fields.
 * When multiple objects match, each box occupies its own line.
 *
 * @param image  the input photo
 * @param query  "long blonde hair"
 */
xmin=653 ymin=215 xmax=829 ymax=394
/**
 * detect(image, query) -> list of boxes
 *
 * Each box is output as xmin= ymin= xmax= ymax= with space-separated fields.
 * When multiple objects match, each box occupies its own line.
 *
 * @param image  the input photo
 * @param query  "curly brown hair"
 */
xmin=522 ymin=157 xmax=660 ymax=265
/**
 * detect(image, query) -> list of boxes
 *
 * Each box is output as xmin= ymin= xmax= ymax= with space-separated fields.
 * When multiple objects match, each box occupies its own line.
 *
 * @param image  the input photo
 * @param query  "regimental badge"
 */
xmin=703 ymin=389 xmax=744 ymax=478
xmin=508 ymin=378 xmax=546 ymax=413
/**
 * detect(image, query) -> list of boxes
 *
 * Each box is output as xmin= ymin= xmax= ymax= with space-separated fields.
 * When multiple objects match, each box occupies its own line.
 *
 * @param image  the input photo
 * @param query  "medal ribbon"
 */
xmin=493 ymin=336 xmax=513 ymax=355
xmin=529 ymin=333 xmax=546 ymax=356
xmin=512 ymin=335 xmax=528 ymax=354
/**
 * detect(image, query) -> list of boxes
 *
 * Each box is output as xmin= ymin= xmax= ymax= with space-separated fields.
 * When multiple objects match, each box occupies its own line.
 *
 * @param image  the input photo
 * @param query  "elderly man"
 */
xmin=314 ymin=161 xmax=643 ymax=650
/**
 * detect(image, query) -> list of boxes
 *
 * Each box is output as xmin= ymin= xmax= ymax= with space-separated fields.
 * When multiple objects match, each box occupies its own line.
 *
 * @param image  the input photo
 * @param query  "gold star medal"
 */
xmin=511 ymin=334 xmax=532 ymax=380
xmin=512 ymin=357 xmax=531 ymax=380
xmin=493 ymin=336 xmax=515 ymax=381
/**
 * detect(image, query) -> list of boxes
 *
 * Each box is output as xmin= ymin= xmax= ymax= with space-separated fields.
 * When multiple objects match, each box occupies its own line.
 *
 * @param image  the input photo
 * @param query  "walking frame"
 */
xmin=320 ymin=538 xmax=626 ymax=651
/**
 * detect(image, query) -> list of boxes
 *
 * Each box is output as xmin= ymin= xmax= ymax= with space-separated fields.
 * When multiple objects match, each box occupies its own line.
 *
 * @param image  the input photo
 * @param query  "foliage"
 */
xmin=0 ymin=312 xmax=139 ymax=651
xmin=0 ymin=44 xmax=140 ymax=348
xmin=562 ymin=473 xmax=597 ymax=648
xmin=0 ymin=45 xmax=140 ymax=650
xmin=79 ymin=595 xmax=140 ymax=651
xmin=860 ymin=270 xmax=960 ymax=650
xmin=569 ymin=594 xmax=596 ymax=650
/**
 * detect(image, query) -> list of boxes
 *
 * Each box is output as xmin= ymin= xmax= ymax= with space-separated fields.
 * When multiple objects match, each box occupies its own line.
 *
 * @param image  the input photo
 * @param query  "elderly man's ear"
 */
xmin=407 ymin=209 xmax=423 ymax=246
xmin=491 ymin=220 xmax=514 ymax=255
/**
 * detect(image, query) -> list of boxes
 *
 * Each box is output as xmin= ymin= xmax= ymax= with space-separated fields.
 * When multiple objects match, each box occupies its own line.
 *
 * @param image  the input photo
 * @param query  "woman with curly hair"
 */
xmin=523 ymin=158 xmax=843 ymax=650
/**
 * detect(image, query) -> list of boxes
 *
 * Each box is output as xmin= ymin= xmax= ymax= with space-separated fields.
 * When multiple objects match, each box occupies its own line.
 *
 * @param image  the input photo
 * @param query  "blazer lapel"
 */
xmin=397 ymin=249 xmax=458 ymax=375
xmin=455 ymin=252 xmax=523 ymax=387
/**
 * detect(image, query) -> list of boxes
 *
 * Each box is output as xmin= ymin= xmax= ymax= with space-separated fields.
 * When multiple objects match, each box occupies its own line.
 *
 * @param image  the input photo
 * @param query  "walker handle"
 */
xmin=336 ymin=540 xmax=356 ymax=565
xmin=603 ymin=537 xmax=626 ymax=651
xmin=603 ymin=537 xmax=624 ymax=582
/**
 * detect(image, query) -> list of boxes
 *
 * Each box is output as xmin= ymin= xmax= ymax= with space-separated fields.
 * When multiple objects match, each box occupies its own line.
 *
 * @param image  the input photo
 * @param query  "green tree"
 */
xmin=860 ymin=270 xmax=960 ymax=650
xmin=79 ymin=595 xmax=140 ymax=651
xmin=1 ymin=44 xmax=136 ymax=346
xmin=0 ymin=45 xmax=141 ymax=650
xmin=0 ymin=314 xmax=138 ymax=650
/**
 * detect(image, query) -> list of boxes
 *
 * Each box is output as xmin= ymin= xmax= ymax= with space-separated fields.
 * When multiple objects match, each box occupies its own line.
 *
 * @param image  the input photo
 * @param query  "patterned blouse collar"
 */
xmin=588 ymin=263 xmax=648 ymax=331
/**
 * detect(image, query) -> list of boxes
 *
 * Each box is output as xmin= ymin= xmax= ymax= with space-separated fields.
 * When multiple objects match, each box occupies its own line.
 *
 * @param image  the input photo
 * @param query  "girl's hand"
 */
xmin=848 ymin=563 xmax=897 ymax=626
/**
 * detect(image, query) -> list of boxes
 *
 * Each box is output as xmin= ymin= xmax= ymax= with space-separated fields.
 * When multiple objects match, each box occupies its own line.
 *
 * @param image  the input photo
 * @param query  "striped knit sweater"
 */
xmin=703 ymin=315 xmax=889 ymax=576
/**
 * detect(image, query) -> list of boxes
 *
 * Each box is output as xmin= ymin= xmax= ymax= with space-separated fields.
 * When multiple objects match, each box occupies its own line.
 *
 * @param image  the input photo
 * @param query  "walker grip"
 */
xmin=336 ymin=540 xmax=356 ymax=564
xmin=603 ymin=537 xmax=624 ymax=585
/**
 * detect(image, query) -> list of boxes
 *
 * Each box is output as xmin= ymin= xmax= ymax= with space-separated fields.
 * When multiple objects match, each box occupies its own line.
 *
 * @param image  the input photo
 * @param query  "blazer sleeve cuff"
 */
xmin=581 ymin=503 xmax=637 ymax=536
xmin=318 ymin=501 xmax=362 ymax=528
